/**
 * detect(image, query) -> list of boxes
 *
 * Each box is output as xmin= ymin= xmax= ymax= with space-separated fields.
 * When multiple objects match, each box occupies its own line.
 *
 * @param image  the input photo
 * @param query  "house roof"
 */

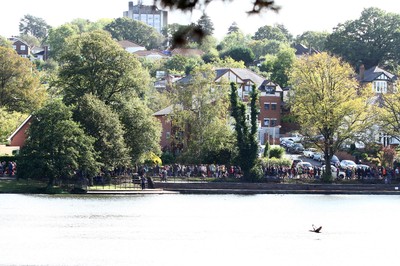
xmin=170 ymin=48 xmax=204 ymax=56
xmin=133 ymin=50 xmax=168 ymax=57
xmin=117 ymin=40 xmax=144 ymax=49
xmin=8 ymin=37 xmax=30 ymax=47
xmin=177 ymin=68 xmax=282 ymax=91
xmin=294 ymin=43 xmax=319 ymax=56
xmin=360 ymin=65 xmax=396 ymax=82
xmin=7 ymin=115 xmax=32 ymax=142
xmin=153 ymin=105 xmax=174 ymax=116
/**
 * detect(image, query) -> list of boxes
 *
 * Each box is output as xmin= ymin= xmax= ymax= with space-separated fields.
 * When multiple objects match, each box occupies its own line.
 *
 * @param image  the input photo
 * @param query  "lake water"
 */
xmin=0 ymin=193 xmax=399 ymax=266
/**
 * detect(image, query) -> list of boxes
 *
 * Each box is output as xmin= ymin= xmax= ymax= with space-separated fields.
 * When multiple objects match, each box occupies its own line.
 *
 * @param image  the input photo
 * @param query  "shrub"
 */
xmin=269 ymin=146 xmax=285 ymax=159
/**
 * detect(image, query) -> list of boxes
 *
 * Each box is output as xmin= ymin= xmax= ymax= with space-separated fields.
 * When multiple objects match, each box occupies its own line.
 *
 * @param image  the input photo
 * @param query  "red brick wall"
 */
xmin=9 ymin=118 xmax=32 ymax=147
xmin=155 ymin=115 xmax=172 ymax=150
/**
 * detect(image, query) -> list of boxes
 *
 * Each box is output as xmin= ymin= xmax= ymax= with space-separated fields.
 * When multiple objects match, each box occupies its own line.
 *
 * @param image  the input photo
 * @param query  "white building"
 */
xmin=123 ymin=1 xmax=168 ymax=33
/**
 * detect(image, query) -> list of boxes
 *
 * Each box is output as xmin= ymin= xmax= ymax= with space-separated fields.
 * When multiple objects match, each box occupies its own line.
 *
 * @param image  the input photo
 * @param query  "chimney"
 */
xmin=43 ymin=45 xmax=48 ymax=61
xmin=359 ymin=64 xmax=365 ymax=81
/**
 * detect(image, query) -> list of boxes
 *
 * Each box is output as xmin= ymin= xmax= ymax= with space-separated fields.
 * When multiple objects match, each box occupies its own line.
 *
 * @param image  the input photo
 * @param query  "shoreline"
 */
xmin=87 ymin=182 xmax=400 ymax=195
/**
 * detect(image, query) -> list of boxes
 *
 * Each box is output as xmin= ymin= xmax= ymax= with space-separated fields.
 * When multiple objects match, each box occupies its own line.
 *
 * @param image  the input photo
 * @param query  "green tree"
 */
xmin=0 ymin=109 xmax=27 ymax=144
xmin=57 ymin=30 xmax=151 ymax=105
xmin=116 ymin=98 xmax=162 ymax=164
xmin=253 ymin=25 xmax=289 ymax=42
xmin=289 ymin=53 xmax=372 ymax=182
xmin=218 ymin=31 xmax=250 ymax=51
xmin=270 ymin=44 xmax=296 ymax=87
xmin=295 ymin=31 xmax=329 ymax=51
xmin=104 ymin=17 xmax=164 ymax=49
xmin=0 ymin=47 xmax=46 ymax=112
xmin=197 ymin=14 xmax=214 ymax=36
xmin=163 ymin=54 xmax=204 ymax=75
xmin=376 ymin=91 xmax=400 ymax=144
xmin=325 ymin=7 xmax=400 ymax=69
xmin=19 ymin=14 xmax=51 ymax=40
xmin=47 ymin=23 xmax=80 ymax=60
xmin=0 ymin=36 xmax=12 ymax=48
xmin=73 ymin=94 xmax=130 ymax=170
xmin=221 ymin=46 xmax=255 ymax=66
xmin=230 ymin=82 xmax=260 ymax=181
xmin=18 ymin=101 xmax=99 ymax=188
xmin=248 ymin=39 xmax=282 ymax=59
xmin=227 ymin=22 xmax=240 ymax=35
xmin=172 ymin=64 xmax=234 ymax=163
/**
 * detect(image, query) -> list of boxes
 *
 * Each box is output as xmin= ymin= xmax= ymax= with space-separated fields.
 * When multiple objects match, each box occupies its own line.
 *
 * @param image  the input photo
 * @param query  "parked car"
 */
xmin=312 ymin=152 xmax=323 ymax=161
xmin=280 ymin=133 xmax=303 ymax=143
xmin=303 ymin=148 xmax=317 ymax=158
xmin=340 ymin=160 xmax=357 ymax=169
xmin=356 ymin=164 xmax=370 ymax=171
xmin=291 ymin=159 xmax=303 ymax=168
xmin=321 ymin=165 xmax=345 ymax=178
xmin=320 ymin=155 xmax=340 ymax=166
xmin=296 ymin=162 xmax=313 ymax=171
xmin=288 ymin=143 xmax=304 ymax=154
xmin=280 ymin=139 xmax=294 ymax=148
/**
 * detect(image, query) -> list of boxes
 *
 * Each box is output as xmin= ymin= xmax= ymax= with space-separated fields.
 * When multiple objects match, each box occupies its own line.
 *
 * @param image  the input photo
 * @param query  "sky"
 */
xmin=1 ymin=0 xmax=400 ymax=41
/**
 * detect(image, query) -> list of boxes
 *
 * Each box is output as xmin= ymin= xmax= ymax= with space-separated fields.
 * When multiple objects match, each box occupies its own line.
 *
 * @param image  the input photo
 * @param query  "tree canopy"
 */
xmin=253 ymin=24 xmax=289 ymax=42
xmin=295 ymin=31 xmax=329 ymax=51
xmin=289 ymin=53 xmax=372 ymax=181
xmin=196 ymin=14 xmax=214 ymax=36
xmin=172 ymin=64 xmax=234 ymax=163
xmin=104 ymin=17 xmax=164 ymax=49
xmin=18 ymin=101 xmax=99 ymax=188
xmin=230 ymin=82 xmax=260 ymax=180
xmin=0 ymin=47 xmax=46 ymax=112
xmin=325 ymin=7 xmax=400 ymax=69
xmin=57 ymin=30 xmax=151 ymax=105
xmin=19 ymin=14 xmax=51 ymax=40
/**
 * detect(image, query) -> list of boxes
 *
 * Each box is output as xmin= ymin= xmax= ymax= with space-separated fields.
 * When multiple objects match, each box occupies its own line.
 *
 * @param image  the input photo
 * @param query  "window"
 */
xmin=265 ymin=86 xmax=275 ymax=94
xmin=270 ymin=119 xmax=277 ymax=127
xmin=264 ymin=103 xmax=270 ymax=110
xmin=20 ymin=45 xmax=26 ymax=51
xmin=166 ymin=132 xmax=171 ymax=139
xmin=271 ymin=103 xmax=277 ymax=110
xmin=373 ymin=81 xmax=387 ymax=93
xmin=263 ymin=118 xmax=269 ymax=126
xmin=243 ymin=85 xmax=252 ymax=95
xmin=12 ymin=45 xmax=16 ymax=50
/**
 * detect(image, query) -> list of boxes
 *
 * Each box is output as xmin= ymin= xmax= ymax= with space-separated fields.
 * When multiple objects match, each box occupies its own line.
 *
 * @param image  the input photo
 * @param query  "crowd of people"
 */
xmin=0 ymin=161 xmax=16 ymax=177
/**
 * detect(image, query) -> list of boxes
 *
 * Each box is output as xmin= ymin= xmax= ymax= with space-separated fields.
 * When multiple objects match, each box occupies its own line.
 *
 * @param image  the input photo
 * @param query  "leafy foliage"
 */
xmin=325 ymin=7 xmax=400 ymax=69
xmin=58 ymin=30 xmax=150 ymax=105
xmin=253 ymin=24 xmax=289 ymax=42
xmin=230 ymin=82 xmax=260 ymax=181
xmin=18 ymin=101 xmax=99 ymax=187
xmin=221 ymin=46 xmax=255 ymax=66
xmin=104 ymin=17 xmax=164 ymax=49
xmin=73 ymin=94 xmax=130 ymax=170
xmin=0 ymin=47 xmax=46 ymax=112
xmin=116 ymin=98 xmax=162 ymax=164
xmin=19 ymin=14 xmax=51 ymax=40
xmin=289 ymin=53 xmax=372 ymax=182
xmin=196 ymin=14 xmax=214 ymax=36
xmin=295 ymin=31 xmax=328 ymax=51
xmin=172 ymin=64 xmax=234 ymax=163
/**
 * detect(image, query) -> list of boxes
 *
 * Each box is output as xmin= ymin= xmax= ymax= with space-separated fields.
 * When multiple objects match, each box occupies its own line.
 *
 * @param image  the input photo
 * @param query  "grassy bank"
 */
xmin=0 ymin=178 xmax=65 ymax=194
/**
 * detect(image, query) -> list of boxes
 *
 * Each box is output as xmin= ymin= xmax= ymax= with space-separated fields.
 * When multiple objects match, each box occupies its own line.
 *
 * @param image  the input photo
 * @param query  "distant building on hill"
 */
xmin=123 ymin=1 xmax=168 ymax=33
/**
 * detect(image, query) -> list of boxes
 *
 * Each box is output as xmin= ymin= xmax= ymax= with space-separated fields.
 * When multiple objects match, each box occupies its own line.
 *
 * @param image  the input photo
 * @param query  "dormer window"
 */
xmin=373 ymin=81 xmax=387 ymax=94
xmin=265 ymin=86 xmax=275 ymax=94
